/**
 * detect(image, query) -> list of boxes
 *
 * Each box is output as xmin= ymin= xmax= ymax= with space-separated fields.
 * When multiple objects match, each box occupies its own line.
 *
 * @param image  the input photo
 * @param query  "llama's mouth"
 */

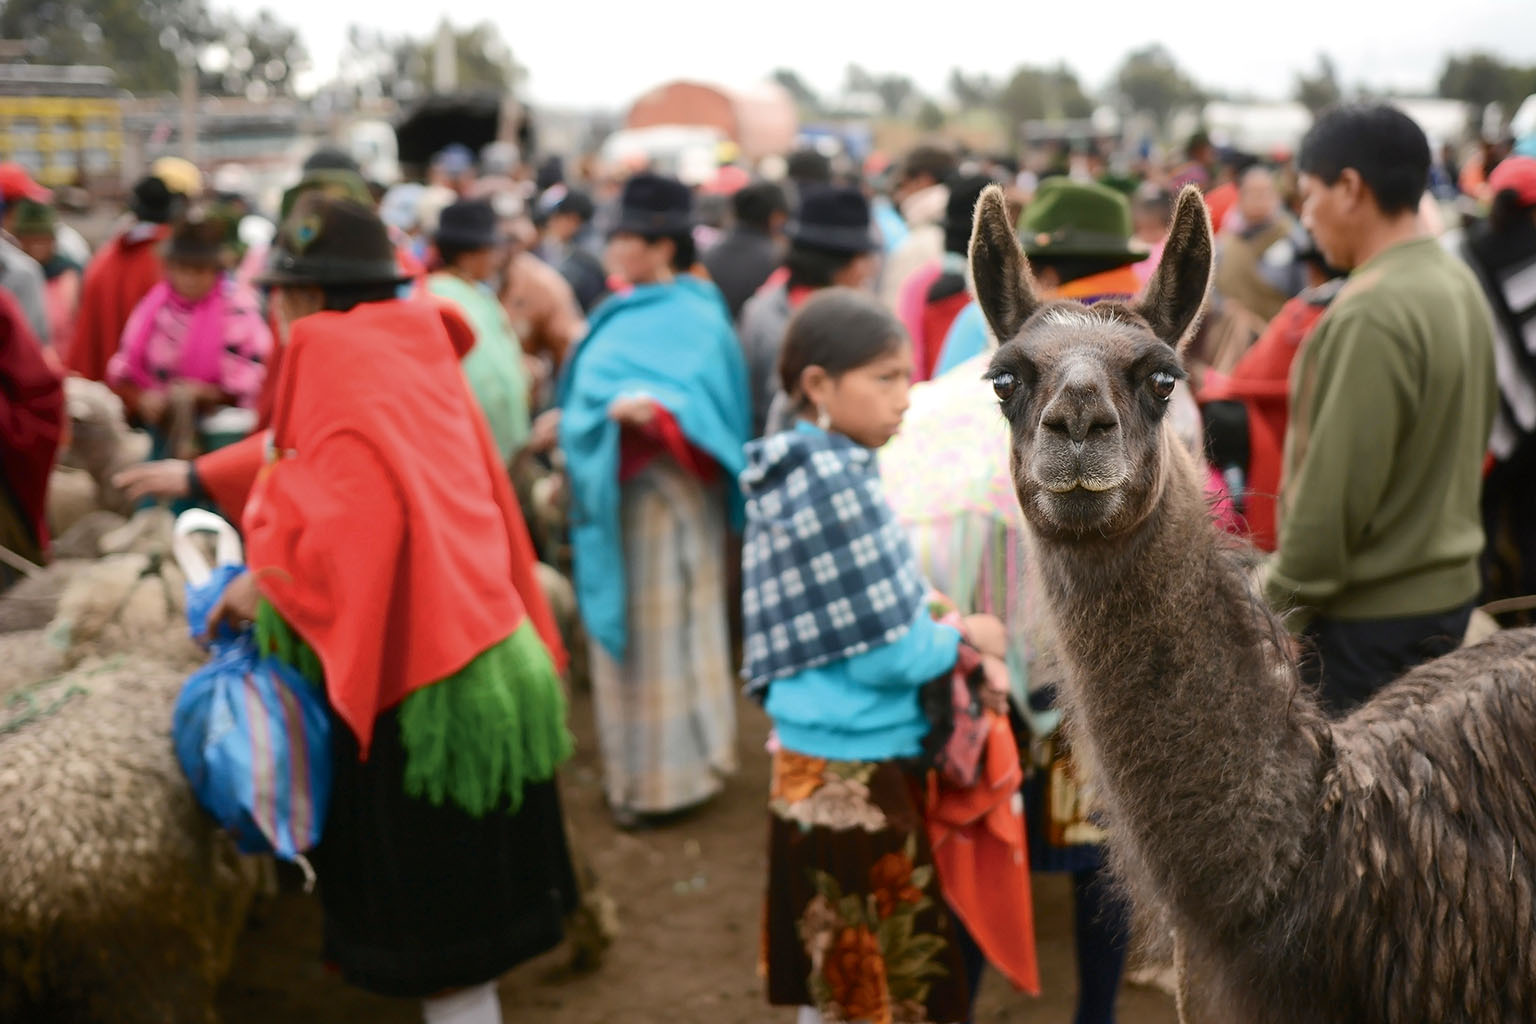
xmin=1044 ymin=478 xmax=1119 ymax=494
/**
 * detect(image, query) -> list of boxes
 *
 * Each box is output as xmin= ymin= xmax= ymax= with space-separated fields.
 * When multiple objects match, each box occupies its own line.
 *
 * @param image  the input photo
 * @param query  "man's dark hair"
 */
xmin=437 ymin=241 xmax=488 ymax=268
xmin=1298 ymin=104 xmax=1430 ymax=216
xmin=786 ymin=149 xmax=833 ymax=186
xmin=552 ymin=189 xmax=596 ymax=223
xmin=785 ymin=243 xmax=857 ymax=290
xmin=901 ymin=145 xmax=957 ymax=187
xmin=733 ymin=183 xmax=789 ymax=231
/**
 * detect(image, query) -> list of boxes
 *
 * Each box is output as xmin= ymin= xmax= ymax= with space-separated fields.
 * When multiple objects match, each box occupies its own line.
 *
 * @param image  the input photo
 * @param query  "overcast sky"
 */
xmin=233 ymin=0 xmax=1536 ymax=110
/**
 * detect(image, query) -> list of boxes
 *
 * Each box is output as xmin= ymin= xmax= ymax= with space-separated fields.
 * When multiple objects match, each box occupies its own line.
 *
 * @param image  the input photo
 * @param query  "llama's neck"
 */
xmin=1033 ymin=435 xmax=1330 ymax=933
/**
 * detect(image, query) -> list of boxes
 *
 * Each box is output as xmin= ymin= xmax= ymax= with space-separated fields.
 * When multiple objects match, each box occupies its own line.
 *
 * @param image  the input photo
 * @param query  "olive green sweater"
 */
xmin=1265 ymin=237 xmax=1496 ymax=625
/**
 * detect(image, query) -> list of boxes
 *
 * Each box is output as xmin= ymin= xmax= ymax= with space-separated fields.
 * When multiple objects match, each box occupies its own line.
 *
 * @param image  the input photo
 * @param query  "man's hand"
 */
xmin=113 ymin=460 xmax=192 ymax=503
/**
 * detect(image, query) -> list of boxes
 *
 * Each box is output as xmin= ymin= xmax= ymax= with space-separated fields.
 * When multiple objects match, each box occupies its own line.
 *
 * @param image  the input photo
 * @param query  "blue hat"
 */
xmin=433 ymin=143 xmax=475 ymax=177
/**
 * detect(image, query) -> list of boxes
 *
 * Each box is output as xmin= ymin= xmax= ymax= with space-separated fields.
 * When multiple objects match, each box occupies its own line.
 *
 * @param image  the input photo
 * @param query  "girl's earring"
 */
xmin=816 ymin=405 xmax=831 ymax=430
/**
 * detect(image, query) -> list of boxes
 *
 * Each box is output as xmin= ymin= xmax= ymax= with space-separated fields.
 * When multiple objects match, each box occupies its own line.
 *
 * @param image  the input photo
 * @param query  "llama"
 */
xmin=968 ymin=182 xmax=1536 ymax=1023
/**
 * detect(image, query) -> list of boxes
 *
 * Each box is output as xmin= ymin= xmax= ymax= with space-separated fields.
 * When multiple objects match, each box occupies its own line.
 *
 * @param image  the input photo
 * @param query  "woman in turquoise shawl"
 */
xmin=556 ymin=174 xmax=749 ymax=828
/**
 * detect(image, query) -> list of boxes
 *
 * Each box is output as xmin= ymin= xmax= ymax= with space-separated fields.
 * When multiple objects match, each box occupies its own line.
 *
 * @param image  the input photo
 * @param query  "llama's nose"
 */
xmin=1040 ymin=374 xmax=1118 ymax=445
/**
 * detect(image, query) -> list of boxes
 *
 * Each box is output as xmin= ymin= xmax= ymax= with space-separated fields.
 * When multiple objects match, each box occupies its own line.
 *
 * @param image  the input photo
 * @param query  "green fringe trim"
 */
xmin=255 ymin=601 xmax=574 ymax=816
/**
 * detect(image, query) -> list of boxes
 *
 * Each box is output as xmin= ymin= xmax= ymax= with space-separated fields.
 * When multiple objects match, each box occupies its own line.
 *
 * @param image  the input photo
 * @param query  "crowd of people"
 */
xmin=1 ymin=99 xmax=1534 ymax=1024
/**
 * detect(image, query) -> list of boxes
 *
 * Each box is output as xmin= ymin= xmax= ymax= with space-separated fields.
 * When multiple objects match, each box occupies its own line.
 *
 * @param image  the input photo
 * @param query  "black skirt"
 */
xmin=309 ymin=705 xmax=578 ymax=998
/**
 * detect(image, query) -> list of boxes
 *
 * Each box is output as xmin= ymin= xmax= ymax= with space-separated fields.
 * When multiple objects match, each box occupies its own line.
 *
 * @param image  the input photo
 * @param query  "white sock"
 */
xmin=796 ymin=1008 xmax=825 ymax=1024
xmin=422 ymin=982 xmax=502 ymax=1024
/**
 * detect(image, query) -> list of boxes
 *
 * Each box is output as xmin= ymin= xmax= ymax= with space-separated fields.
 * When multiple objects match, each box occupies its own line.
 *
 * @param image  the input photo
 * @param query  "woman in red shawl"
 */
xmin=136 ymin=196 xmax=576 ymax=1024
xmin=0 ymin=287 xmax=62 ymax=585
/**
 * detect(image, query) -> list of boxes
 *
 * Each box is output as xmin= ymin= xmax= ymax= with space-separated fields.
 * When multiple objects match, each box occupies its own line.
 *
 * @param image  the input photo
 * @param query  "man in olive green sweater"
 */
xmin=1265 ymin=104 xmax=1496 ymax=715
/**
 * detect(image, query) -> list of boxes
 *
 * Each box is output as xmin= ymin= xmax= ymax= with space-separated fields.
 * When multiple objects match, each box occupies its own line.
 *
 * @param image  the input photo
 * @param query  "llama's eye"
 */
xmin=991 ymin=372 xmax=1018 ymax=402
xmin=1149 ymin=371 xmax=1177 ymax=402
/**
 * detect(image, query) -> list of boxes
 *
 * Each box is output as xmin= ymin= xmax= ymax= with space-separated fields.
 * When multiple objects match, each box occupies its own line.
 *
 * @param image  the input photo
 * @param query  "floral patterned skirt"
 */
xmin=763 ymin=749 xmax=970 ymax=1024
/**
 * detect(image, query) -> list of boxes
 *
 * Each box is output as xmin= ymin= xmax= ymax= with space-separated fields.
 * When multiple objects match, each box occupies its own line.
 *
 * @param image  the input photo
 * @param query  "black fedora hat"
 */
xmin=942 ymin=174 xmax=996 ymax=255
xmin=130 ymin=175 xmax=176 ymax=225
xmin=787 ymin=185 xmax=877 ymax=255
xmin=257 ymin=196 xmax=409 ymax=289
xmin=611 ymin=173 xmax=694 ymax=238
xmin=434 ymin=198 xmax=500 ymax=250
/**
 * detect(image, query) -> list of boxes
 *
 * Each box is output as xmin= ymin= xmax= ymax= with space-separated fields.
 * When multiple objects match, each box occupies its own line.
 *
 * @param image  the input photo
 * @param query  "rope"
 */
xmin=1480 ymin=595 xmax=1536 ymax=617
xmin=0 ymin=543 xmax=43 ymax=579
xmin=0 ymin=656 xmax=123 ymax=737
xmin=1 ymin=686 xmax=88 ymax=736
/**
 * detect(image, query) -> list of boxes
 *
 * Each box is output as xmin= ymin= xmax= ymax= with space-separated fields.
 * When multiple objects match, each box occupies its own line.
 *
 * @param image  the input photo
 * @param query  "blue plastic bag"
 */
xmin=169 ymin=511 xmax=331 ymax=861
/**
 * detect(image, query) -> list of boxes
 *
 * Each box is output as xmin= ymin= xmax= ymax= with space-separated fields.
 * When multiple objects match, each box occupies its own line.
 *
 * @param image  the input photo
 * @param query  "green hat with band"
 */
xmin=9 ymin=198 xmax=55 ymax=237
xmin=1018 ymin=178 xmax=1148 ymax=266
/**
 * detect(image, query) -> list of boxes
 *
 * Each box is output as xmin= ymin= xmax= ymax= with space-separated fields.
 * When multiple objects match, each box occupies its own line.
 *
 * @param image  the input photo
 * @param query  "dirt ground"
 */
xmin=216 ymin=689 xmax=1179 ymax=1024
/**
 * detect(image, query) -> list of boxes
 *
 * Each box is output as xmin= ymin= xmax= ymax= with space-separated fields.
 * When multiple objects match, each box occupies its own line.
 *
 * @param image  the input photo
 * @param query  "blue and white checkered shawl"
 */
xmin=739 ymin=424 xmax=929 ymax=697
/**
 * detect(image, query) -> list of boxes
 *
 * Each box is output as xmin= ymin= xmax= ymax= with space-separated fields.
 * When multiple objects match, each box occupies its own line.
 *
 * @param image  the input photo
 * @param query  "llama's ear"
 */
xmin=1133 ymin=185 xmax=1213 ymax=349
xmin=969 ymin=184 xmax=1040 ymax=343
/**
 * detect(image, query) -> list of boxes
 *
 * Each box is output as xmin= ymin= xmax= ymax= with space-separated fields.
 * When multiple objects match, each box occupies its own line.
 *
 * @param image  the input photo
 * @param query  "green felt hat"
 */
xmin=1018 ymin=178 xmax=1148 ymax=266
xmin=9 ymin=198 xmax=55 ymax=237
xmin=278 ymin=169 xmax=375 ymax=224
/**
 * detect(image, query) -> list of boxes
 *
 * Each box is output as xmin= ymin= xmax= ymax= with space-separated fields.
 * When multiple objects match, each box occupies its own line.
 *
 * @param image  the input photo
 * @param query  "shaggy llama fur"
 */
xmin=970 ymin=183 xmax=1536 ymax=1023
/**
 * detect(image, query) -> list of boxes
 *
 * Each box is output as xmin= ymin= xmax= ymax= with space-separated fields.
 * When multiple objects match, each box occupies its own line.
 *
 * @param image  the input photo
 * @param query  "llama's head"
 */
xmin=972 ymin=184 xmax=1213 ymax=540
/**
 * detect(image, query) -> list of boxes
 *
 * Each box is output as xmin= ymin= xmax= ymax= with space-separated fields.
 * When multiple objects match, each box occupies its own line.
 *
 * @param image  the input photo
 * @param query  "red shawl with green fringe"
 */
xmin=242 ymin=298 xmax=565 ymax=756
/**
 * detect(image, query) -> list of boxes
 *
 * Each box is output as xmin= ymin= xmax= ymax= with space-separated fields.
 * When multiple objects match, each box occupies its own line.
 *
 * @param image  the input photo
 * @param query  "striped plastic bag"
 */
xmin=169 ymin=510 xmax=331 ymax=863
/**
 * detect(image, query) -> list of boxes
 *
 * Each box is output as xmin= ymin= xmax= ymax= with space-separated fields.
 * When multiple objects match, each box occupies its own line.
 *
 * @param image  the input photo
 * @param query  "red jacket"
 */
xmin=0 ymin=288 xmax=63 ymax=557
xmin=1199 ymin=287 xmax=1335 ymax=551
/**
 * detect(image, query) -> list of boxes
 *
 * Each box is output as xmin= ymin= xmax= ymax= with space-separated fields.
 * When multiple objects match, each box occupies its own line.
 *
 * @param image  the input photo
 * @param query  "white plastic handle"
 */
xmin=173 ymin=509 xmax=245 ymax=587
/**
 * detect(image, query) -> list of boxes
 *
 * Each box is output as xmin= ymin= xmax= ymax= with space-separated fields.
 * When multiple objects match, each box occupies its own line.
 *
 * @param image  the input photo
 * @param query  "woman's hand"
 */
xmin=113 ymin=460 xmax=192 ymax=503
xmin=979 ymin=653 xmax=1012 ymax=715
xmin=607 ymin=396 xmax=656 ymax=429
xmin=527 ymin=408 xmax=562 ymax=454
xmin=137 ymin=389 xmax=169 ymax=426
xmin=962 ymin=613 xmax=1008 ymax=658
xmin=204 ymin=572 xmax=260 ymax=641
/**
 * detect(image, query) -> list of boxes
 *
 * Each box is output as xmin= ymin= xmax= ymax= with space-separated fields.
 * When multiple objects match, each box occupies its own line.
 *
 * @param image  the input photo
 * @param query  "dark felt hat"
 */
xmin=943 ymin=174 xmax=996 ymax=255
xmin=434 ymin=198 xmax=500 ymax=250
xmin=130 ymin=175 xmax=176 ymax=224
xmin=303 ymin=146 xmax=361 ymax=174
xmin=611 ymin=173 xmax=694 ymax=238
xmin=1018 ymin=178 xmax=1148 ymax=266
xmin=166 ymin=210 xmax=230 ymax=267
xmin=257 ymin=196 xmax=408 ymax=289
xmin=787 ymin=185 xmax=877 ymax=254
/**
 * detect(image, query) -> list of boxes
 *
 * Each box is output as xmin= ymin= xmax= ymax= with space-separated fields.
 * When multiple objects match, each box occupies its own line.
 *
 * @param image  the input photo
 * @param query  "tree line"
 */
xmin=3 ymin=2 xmax=1533 ymax=132
xmin=776 ymin=47 xmax=1536 ymax=136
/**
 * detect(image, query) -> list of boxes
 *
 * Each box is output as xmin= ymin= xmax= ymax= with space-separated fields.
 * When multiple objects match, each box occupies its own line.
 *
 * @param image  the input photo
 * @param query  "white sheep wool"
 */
xmin=422 ymin=982 xmax=502 ymax=1024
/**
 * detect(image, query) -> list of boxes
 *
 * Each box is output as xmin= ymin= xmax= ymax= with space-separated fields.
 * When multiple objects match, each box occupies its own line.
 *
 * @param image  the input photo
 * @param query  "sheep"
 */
xmin=0 ymin=653 xmax=261 ymax=1024
xmin=47 ymin=378 xmax=152 ymax=536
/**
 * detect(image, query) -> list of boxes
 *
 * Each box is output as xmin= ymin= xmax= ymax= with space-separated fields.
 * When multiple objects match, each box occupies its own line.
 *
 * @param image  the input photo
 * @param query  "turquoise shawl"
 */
xmin=557 ymin=277 xmax=749 ymax=658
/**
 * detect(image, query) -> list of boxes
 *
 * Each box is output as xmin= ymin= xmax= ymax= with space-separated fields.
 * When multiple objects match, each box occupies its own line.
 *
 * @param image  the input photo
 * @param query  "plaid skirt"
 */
xmin=588 ymin=459 xmax=737 ymax=815
xmin=763 ymin=750 xmax=970 ymax=1024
